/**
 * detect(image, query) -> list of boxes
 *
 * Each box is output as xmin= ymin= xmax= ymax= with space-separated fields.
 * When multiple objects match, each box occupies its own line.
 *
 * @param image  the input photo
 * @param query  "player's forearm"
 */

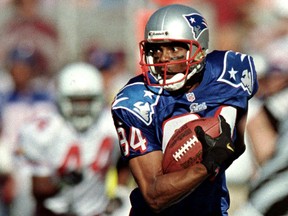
xmin=32 ymin=176 xmax=60 ymax=201
xmin=144 ymin=163 xmax=208 ymax=212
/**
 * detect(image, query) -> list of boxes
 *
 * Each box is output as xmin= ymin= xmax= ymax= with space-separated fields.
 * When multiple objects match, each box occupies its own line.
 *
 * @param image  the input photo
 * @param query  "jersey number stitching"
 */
xmin=117 ymin=126 xmax=147 ymax=156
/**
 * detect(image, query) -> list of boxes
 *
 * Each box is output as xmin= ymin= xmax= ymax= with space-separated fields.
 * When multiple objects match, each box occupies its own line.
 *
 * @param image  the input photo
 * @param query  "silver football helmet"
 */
xmin=139 ymin=4 xmax=209 ymax=91
xmin=57 ymin=62 xmax=104 ymax=132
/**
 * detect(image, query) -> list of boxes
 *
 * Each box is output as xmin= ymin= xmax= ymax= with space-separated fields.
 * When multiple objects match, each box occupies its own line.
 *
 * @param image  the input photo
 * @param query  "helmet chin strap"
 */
xmin=159 ymin=73 xmax=185 ymax=91
xmin=159 ymin=65 xmax=200 ymax=91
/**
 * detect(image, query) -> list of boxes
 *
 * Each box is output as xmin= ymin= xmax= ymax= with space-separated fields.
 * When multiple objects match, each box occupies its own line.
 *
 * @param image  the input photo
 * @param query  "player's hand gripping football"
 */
xmin=194 ymin=115 xmax=235 ymax=176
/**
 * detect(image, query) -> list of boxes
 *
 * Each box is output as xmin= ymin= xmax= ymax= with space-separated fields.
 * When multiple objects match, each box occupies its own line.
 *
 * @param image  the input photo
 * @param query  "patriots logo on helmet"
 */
xmin=183 ymin=13 xmax=208 ymax=39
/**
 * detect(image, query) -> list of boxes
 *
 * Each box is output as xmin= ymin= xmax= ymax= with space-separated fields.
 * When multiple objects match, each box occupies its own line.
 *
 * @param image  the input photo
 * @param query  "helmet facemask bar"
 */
xmin=139 ymin=39 xmax=206 ymax=91
xmin=59 ymin=94 xmax=104 ymax=132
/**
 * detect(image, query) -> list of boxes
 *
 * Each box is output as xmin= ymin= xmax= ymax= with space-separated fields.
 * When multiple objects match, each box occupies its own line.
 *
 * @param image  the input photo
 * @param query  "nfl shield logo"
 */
xmin=186 ymin=92 xmax=195 ymax=102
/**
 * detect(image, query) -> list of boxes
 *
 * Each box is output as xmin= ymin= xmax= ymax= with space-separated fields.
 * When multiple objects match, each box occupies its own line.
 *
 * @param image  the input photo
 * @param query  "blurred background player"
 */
xmin=0 ymin=125 xmax=13 ymax=216
xmin=0 ymin=0 xmax=60 ymax=79
xmin=17 ymin=62 xmax=118 ymax=216
xmin=0 ymin=44 xmax=55 ymax=216
xmin=232 ymin=0 xmax=288 ymax=215
xmin=83 ymin=45 xmax=132 ymax=105
xmin=0 ymin=1 xmax=60 ymax=213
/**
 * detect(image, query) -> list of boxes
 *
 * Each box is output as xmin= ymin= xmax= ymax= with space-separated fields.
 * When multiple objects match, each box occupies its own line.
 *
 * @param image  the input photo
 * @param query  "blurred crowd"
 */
xmin=0 ymin=0 xmax=287 ymax=215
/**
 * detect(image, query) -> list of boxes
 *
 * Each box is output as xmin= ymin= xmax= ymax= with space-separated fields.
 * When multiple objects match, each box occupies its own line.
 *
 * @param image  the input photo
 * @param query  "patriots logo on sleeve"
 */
xmin=218 ymin=51 xmax=255 ymax=95
xmin=112 ymin=83 xmax=162 ymax=126
xmin=183 ymin=13 xmax=208 ymax=39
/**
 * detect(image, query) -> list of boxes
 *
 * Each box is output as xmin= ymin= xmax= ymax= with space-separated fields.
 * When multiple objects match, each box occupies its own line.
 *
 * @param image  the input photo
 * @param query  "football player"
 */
xmin=18 ymin=62 xmax=118 ymax=216
xmin=111 ymin=4 xmax=258 ymax=216
xmin=1 ymin=45 xmax=55 ymax=216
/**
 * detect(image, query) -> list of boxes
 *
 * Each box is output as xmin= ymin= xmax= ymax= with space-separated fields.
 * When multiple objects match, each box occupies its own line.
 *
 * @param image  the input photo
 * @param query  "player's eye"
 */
xmin=171 ymin=42 xmax=189 ymax=52
xmin=145 ymin=43 xmax=158 ymax=53
xmin=152 ymin=49 xmax=162 ymax=58
xmin=172 ymin=46 xmax=179 ymax=52
xmin=145 ymin=45 xmax=162 ymax=58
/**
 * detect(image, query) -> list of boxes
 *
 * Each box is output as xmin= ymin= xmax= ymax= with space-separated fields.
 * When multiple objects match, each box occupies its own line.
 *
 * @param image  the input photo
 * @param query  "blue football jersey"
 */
xmin=111 ymin=50 xmax=258 ymax=215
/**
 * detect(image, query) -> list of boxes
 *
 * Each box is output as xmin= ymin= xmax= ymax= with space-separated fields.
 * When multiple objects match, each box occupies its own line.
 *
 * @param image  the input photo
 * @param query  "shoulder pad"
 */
xmin=112 ymin=82 xmax=162 ymax=125
xmin=217 ymin=51 xmax=258 ymax=96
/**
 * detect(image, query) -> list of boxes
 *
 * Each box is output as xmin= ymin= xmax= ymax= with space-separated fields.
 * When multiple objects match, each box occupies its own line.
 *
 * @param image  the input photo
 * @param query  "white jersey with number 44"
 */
xmin=18 ymin=108 xmax=118 ymax=216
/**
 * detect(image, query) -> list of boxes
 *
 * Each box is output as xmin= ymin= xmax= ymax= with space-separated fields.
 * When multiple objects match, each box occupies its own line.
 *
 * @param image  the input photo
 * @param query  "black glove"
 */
xmin=195 ymin=115 xmax=235 ymax=176
xmin=224 ymin=135 xmax=246 ymax=169
xmin=60 ymin=170 xmax=83 ymax=186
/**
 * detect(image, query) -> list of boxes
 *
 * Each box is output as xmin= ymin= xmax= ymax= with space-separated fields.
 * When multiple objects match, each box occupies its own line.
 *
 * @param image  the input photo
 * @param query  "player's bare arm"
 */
xmin=246 ymin=107 xmax=277 ymax=165
xmin=129 ymin=115 xmax=236 ymax=213
xmin=32 ymin=176 xmax=60 ymax=201
xmin=129 ymin=151 xmax=208 ymax=212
